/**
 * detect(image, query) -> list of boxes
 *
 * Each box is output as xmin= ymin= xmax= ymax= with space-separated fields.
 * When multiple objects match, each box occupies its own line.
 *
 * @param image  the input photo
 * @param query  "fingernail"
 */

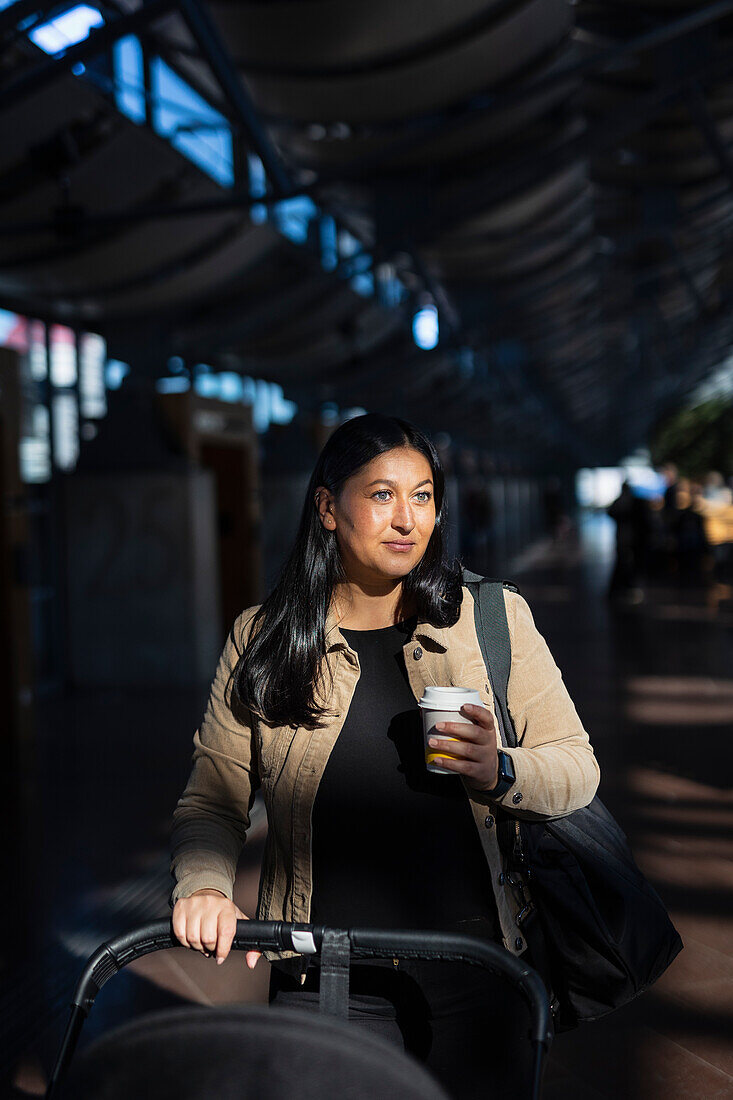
xmin=428 ymin=737 xmax=438 ymax=746
xmin=435 ymin=722 xmax=446 ymax=731
xmin=217 ymin=957 xmax=224 ymax=965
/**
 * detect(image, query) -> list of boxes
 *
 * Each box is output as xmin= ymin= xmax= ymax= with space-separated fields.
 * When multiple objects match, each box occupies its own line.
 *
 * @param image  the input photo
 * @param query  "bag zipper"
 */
xmin=512 ymin=818 xmax=525 ymax=866
xmin=507 ymin=821 xmax=534 ymax=926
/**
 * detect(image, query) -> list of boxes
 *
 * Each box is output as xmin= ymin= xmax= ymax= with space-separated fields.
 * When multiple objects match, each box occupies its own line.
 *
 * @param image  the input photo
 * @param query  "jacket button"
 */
xmin=484 ymin=814 xmax=494 ymax=829
xmin=413 ymin=646 xmax=423 ymax=660
xmin=512 ymin=791 xmax=523 ymax=804
xmin=515 ymin=937 xmax=524 ymax=951
xmin=498 ymin=871 xmax=506 ymax=885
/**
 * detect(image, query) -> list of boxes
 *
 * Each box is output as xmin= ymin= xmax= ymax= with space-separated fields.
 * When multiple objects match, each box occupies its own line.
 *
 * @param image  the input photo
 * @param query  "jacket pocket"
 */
xmin=260 ymin=726 xmax=298 ymax=792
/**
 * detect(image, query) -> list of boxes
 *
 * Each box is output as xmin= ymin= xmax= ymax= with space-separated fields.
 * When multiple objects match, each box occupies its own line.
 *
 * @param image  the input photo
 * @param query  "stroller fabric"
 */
xmin=57 ymin=1003 xmax=451 ymax=1099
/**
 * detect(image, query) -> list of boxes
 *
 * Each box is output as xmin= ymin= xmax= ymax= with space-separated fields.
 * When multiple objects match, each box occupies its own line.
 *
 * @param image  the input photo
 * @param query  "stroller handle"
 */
xmin=46 ymin=919 xmax=553 ymax=1099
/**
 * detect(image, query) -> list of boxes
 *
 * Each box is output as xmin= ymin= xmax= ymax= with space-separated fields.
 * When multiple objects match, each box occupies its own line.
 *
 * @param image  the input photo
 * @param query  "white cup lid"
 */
xmin=418 ymin=686 xmax=482 ymax=710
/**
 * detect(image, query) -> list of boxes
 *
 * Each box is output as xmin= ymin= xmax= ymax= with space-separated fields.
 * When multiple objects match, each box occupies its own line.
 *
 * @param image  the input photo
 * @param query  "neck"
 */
xmin=333 ymin=579 xmax=415 ymax=630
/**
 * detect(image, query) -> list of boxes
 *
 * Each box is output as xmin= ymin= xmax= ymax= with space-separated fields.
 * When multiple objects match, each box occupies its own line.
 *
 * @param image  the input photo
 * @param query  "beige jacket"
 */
xmin=170 ymin=585 xmax=600 ymax=982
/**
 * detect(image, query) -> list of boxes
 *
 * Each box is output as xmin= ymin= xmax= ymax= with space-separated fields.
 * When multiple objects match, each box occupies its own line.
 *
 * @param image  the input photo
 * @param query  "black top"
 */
xmin=309 ymin=617 xmax=500 ymax=936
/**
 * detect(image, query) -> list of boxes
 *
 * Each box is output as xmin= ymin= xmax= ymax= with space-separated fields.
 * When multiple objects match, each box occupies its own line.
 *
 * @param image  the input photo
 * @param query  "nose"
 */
xmin=391 ymin=497 xmax=416 ymax=533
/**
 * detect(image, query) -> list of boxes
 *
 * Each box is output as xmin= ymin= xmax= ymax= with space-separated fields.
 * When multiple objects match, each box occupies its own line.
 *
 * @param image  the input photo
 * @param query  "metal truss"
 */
xmin=175 ymin=0 xmax=292 ymax=198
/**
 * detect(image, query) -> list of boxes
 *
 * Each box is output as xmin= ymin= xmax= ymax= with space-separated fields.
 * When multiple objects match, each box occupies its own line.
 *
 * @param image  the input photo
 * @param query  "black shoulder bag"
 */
xmin=462 ymin=569 xmax=684 ymax=1030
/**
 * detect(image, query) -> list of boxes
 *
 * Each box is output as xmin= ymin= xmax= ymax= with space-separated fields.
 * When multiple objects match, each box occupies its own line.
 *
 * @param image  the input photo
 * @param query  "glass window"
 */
xmin=248 ymin=153 xmax=268 ymax=224
xmin=29 ymin=4 xmax=103 ymax=54
xmin=49 ymin=324 xmax=77 ymax=388
xmin=28 ymin=321 xmax=47 ymax=382
xmin=105 ymin=360 xmax=130 ymax=389
xmin=113 ymin=35 xmax=146 ymax=124
xmin=19 ymin=405 xmax=51 ymax=484
xmin=270 ymin=382 xmax=297 ymax=425
xmin=156 ymin=376 xmax=190 ymax=394
xmin=151 ymin=57 xmax=234 ymax=187
xmin=79 ymin=332 xmax=107 ymax=418
xmin=413 ymin=305 xmax=439 ymax=350
xmin=320 ymin=215 xmax=338 ymax=271
xmin=0 ymin=309 xmax=28 ymax=352
xmin=274 ymin=195 xmax=317 ymax=245
xmin=350 ymin=271 xmax=374 ymax=297
xmin=52 ymin=393 xmax=79 ymax=471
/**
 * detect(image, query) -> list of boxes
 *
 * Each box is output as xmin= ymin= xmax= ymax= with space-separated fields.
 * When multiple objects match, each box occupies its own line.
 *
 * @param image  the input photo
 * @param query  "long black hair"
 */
xmin=233 ymin=413 xmax=464 ymax=729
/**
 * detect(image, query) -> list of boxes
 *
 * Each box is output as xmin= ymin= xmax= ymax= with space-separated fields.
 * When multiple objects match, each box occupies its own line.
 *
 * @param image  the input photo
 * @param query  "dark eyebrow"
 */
xmin=365 ymin=478 xmax=433 ymax=489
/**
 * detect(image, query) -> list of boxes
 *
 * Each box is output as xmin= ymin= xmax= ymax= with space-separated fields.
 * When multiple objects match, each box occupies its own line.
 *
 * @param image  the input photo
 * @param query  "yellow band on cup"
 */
xmin=426 ymin=751 xmax=461 ymax=764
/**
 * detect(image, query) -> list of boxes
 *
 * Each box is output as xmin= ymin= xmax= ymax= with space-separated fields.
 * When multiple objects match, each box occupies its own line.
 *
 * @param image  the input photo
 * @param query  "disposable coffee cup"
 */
xmin=418 ymin=686 xmax=483 ymax=774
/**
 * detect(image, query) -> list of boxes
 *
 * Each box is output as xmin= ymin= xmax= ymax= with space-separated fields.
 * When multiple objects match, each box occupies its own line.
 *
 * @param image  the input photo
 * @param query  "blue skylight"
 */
xmin=113 ymin=35 xmax=146 ymax=124
xmin=151 ymin=57 xmax=234 ymax=188
xmin=248 ymin=153 xmax=268 ymax=224
xmin=413 ymin=305 xmax=439 ymax=350
xmin=105 ymin=360 xmax=130 ymax=389
xmin=156 ymin=376 xmax=190 ymax=394
xmin=29 ymin=4 xmax=103 ymax=55
xmin=274 ymin=195 xmax=318 ymax=245
xmin=351 ymin=272 xmax=374 ymax=297
xmin=320 ymin=216 xmax=338 ymax=271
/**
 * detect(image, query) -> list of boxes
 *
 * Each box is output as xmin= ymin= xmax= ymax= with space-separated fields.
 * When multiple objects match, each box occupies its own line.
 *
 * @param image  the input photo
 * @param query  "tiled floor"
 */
xmin=3 ymin=512 xmax=732 ymax=1098
xmin=514 ymin=519 xmax=733 ymax=1100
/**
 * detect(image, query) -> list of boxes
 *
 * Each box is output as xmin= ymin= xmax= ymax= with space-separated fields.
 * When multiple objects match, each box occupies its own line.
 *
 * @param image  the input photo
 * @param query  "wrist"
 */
xmin=475 ymin=763 xmax=499 ymax=792
xmin=481 ymin=750 xmax=516 ymax=798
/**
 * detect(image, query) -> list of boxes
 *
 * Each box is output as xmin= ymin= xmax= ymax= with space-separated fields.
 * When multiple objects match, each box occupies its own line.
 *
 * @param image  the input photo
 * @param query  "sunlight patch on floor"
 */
xmin=624 ymin=678 xmax=733 ymax=725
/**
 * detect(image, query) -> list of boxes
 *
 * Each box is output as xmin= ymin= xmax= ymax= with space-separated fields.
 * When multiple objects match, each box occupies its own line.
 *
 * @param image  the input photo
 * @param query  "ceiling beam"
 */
xmin=176 ymin=0 xmax=292 ymax=198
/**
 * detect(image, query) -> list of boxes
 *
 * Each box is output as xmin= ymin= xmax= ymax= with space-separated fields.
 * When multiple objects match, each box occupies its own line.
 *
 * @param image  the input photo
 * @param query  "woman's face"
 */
xmin=316 ymin=446 xmax=437 ymax=587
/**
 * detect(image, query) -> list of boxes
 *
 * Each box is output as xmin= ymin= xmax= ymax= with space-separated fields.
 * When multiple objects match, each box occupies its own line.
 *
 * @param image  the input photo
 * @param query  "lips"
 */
xmin=385 ymin=541 xmax=414 ymax=549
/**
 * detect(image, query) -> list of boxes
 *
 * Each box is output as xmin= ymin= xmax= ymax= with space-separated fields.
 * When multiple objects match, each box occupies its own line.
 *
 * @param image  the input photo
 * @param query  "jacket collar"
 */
xmin=324 ymin=602 xmax=450 ymax=653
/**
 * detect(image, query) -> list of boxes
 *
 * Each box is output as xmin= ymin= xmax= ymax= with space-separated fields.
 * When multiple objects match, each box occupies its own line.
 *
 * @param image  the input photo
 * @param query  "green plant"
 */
xmin=649 ymin=397 xmax=733 ymax=479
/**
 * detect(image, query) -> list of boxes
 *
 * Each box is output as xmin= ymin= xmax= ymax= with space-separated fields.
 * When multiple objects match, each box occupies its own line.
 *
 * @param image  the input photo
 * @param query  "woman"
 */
xmin=170 ymin=413 xmax=600 ymax=1098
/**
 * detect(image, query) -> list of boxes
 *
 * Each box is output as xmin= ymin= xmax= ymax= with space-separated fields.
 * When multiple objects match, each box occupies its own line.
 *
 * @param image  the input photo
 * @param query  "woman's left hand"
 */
xmin=428 ymin=703 xmax=499 ymax=792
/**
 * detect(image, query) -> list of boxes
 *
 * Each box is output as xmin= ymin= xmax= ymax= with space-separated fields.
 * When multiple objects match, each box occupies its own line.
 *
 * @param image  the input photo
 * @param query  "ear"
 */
xmin=314 ymin=487 xmax=336 ymax=529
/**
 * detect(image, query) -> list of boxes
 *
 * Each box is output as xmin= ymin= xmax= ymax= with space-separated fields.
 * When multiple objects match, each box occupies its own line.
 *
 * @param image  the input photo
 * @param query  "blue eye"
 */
xmin=372 ymin=490 xmax=432 ymax=502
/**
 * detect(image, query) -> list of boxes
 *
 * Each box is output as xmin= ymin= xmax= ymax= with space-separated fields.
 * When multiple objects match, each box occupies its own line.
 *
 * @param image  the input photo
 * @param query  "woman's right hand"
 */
xmin=172 ymin=889 xmax=261 ymax=969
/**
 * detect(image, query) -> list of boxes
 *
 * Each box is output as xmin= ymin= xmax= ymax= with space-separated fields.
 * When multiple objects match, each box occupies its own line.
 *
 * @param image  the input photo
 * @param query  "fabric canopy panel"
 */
xmin=212 ymin=0 xmax=571 ymax=122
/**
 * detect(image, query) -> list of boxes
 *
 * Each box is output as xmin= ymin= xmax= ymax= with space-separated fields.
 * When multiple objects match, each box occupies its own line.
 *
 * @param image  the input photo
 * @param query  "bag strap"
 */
xmin=462 ymin=569 xmax=519 ymax=750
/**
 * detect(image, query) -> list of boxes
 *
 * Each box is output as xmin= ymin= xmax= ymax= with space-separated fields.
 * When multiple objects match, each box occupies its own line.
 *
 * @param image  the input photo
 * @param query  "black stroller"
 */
xmin=46 ymin=920 xmax=553 ymax=1099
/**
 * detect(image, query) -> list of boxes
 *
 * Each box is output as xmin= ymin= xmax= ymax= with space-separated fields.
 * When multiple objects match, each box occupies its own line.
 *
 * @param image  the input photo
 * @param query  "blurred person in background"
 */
xmin=696 ymin=477 xmax=733 ymax=601
xmin=670 ymin=480 xmax=710 ymax=588
xmin=167 ymin=412 xmax=600 ymax=1099
xmin=659 ymin=462 xmax=682 ymax=581
xmin=606 ymin=480 xmax=651 ymax=603
xmin=702 ymin=470 xmax=727 ymax=503
xmin=661 ymin=462 xmax=679 ymax=510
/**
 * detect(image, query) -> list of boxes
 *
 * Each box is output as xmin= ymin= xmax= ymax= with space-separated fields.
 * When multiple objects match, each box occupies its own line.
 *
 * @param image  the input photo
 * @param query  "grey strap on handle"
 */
xmin=318 ymin=928 xmax=351 ymax=1019
xmin=462 ymin=569 xmax=519 ymax=750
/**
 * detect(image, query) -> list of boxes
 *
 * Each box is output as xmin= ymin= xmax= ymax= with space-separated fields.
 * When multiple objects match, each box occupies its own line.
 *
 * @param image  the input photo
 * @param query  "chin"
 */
xmin=383 ymin=554 xmax=421 ymax=576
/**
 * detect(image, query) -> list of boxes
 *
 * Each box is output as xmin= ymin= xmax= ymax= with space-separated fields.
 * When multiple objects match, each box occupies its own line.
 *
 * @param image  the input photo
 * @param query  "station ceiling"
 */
xmin=2 ymin=0 xmax=733 ymax=468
